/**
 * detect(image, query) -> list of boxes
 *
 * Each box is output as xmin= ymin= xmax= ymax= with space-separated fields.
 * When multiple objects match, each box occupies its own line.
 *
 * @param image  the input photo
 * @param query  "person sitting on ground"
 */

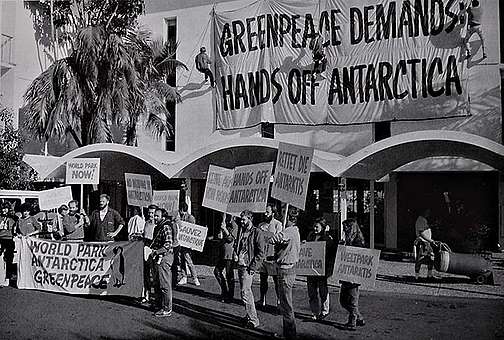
xmin=305 ymin=217 xmax=335 ymax=321
xmin=339 ymin=218 xmax=366 ymax=331
xmin=16 ymin=203 xmax=41 ymax=236
xmin=195 ymin=46 xmax=215 ymax=87
xmin=413 ymin=208 xmax=438 ymax=281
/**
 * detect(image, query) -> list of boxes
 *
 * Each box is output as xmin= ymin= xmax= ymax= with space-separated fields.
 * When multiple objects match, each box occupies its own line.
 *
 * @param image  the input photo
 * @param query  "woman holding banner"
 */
xmin=339 ymin=219 xmax=366 ymax=331
xmin=305 ymin=217 xmax=335 ymax=321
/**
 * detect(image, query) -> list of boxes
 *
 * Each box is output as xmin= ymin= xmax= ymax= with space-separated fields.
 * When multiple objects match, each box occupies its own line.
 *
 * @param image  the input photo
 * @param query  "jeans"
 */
xmin=179 ymin=247 xmax=198 ymax=280
xmin=307 ymin=276 xmax=329 ymax=316
xmin=277 ymin=268 xmax=297 ymax=339
xmin=340 ymin=281 xmax=362 ymax=324
xmin=214 ymin=259 xmax=235 ymax=299
xmin=238 ymin=267 xmax=259 ymax=326
xmin=153 ymin=252 xmax=173 ymax=312
xmin=144 ymin=256 xmax=152 ymax=297
xmin=259 ymin=272 xmax=279 ymax=304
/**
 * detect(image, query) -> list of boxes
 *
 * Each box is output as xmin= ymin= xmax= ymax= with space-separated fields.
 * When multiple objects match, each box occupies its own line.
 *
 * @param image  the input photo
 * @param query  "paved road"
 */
xmin=1 ymin=268 xmax=503 ymax=340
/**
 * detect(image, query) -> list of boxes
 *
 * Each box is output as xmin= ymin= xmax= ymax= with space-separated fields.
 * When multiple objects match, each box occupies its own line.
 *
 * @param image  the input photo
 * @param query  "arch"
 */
xmin=165 ymin=137 xmax=344 ymax=178
xmin=317 ymin=130 xmax=504 ymax=180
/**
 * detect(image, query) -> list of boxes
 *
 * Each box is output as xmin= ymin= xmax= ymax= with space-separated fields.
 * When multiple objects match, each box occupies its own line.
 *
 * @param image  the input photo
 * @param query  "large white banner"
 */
xmin=38 ymin=186 xmax=73 ymax=211
xmin=214 ymin=0 xmax=469 ymax=129
xmin=124 ymin=173 xmax=152 ymax=207
xmin=295 ymin=241 xmax=326 ymax=276
xmin=177 ymin=221 xmax=208 ymax=252
xmin=333 ymin=245 xmax=381 ymax=288
xmin=227 ymin=162 xmax=274 ymax=213
xmin=66 ymin=158 xmax=100 ymax=185
xmin=17 ymin=237 xmax=143 ymax=297
xmin=272 ymin=142 xmax=313 ymax=210
xmin=202 ymin=165 xmax=234 ymax=213
xmin=152 ymin=190 xmax=180 ymax=217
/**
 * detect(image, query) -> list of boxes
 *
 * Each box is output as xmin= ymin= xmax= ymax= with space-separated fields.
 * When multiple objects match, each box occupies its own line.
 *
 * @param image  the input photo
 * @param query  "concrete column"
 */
xmin=370 ymin=180 xmax=375 ymax=249
xmin=384 ymin=173 xmax=398 ymax=249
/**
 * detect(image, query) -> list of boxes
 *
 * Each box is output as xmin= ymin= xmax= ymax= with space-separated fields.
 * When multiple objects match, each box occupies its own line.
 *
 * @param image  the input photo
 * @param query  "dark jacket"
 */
xmin=306 ymin=230 xmax=336 ymax=276
xmin=234 ymin=225 xmax=266 ymax=272
xmin=87 ymin=208 xmax=124 ymax=242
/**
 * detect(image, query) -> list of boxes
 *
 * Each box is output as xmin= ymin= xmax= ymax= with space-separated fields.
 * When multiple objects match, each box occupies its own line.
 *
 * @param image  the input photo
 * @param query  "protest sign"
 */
xmin=124 ymin=173 xmax=152 ymax=207
xmin=333 ymin=245 xmax=381 ymax=288
xmin=177 ymin=221 xmax=208 ymax=252
xmin=66 ymin=158 xmax=100 ymax=185
xmin=272 ymin=142 xmax=313 ymax=210
xmin=17 ymin=236 xmax=143 ymax=297
xmin=38 ymin=186 xmax=73 ymax=211
xmin=295 ymin=241 xmax=326 ymax=276
xmin=152 ymin=190 xmax=180 ymax=216
xmin=227 ymin=162 xmax=273 ymax=213
xmin=202 ymin=165 xmax=234 ymax=213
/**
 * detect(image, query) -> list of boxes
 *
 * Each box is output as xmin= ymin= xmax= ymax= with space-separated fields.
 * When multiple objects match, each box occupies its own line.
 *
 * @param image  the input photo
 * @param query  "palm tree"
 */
xmin=23 ymin=24 xmax=187 ymax=147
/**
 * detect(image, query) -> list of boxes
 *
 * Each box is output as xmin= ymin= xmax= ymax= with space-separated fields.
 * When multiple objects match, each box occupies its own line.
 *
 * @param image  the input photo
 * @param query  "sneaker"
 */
xmin=178 ymin=277 xmax=187 ymax=285
xmin=356 ymin=319 xmax=365 ymax=327
xmin=318 ymin=312 xmax=329 ymax=321
xmin=311 ymin=314 xmax=318 ymax=321
xmin=193 ymin=278 xmax=201 ymax=286
xmin=154 ymin=309 xmax=172 ymax=317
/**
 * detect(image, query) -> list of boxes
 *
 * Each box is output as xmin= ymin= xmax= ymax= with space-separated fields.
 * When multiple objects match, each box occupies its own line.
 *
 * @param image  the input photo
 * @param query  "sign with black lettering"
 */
xmin=177 ymin=221 xmax=208 ymax=252
xmin=214 ymin=0 xmax=469 ymax=129
xmin=38 ymin=186 xmax=74 ymax=211
xmin=272 ymin=142 xmax=313 ymax=210
xmin=295 ymin=241 xmax=326 ymax=276
xmin=202 ymin=165 xmax=234 ymax=213
xmin=66 ymin=158 xmax=100 ymax=185
xmin=124 ymin=173 xmax=152 ymax=207
xmin=333 ymin=245 xmax=381 ymax=288
xmin=17 ymin=236 xmax=143 ymax=296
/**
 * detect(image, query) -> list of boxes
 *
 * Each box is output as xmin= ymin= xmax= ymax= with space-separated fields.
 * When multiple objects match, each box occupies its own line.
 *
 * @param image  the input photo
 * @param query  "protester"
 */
xmin=0 ymin=202 xmax=16 ymax=279
xmin=16 ymin=203 xmax=41 ymax=236
xmin=64 ymin=200 xmax=88 ymax=241
xmin=127 ymin=206 xmax=145 ymax=241
xmin=234 ymin=209 xmax=265 ymax=329
xmin=269 ymin=207 xmax=301 ymax=340
xmin=305 ymin=217 xmax=334 ymax=321
xmin=177 ymin=202 xmax=200 ymax=286
xmin=195 ymin=46 xmax=215 ymax=87
xmin=151 ymin=208 xmax=175 ymax=317
xmin=51 ymin=204 xmax=69 ymax=239
xmin=309 ymin=31 xmax=327 ymax=76
xmin=86 ymin=194 xmax=125 ymax=242
xmin=257 ymin=203 xmax=283 ymax=308
xmin=214 ymin=213 xmax=238 ymax=303
xmin=413 ymin=208 xmax=437 ymax=281
xmin=339 ymin=218 xmax=366 ymax=331
xmin=464 ymin=0 xmax=486 ymax=59
xmin=142 ymin=204 xmax=158 ymax=304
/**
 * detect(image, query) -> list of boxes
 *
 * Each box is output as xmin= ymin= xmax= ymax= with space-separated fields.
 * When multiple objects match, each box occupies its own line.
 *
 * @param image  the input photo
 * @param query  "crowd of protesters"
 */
xmin=0 ymin=194 xmax=371 ymax=338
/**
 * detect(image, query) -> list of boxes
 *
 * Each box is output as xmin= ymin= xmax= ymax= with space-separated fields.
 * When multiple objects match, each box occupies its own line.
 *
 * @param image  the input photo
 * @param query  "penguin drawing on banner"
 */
xmin=110 ymin=246 xmax=125 ymax=288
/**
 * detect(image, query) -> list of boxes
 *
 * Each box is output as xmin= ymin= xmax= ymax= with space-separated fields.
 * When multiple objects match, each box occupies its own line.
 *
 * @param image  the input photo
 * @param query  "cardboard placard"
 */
xmin=177 ymin=221 xmax=208 ymax=252
xmin=295 ymin=241 xmax=326 ymax=276
xmin=38 ymin=186 xmax=73 ymax=211
xmin=333 ymin=245 xmax=380 ymax=288
xmin=202 ymin=165 xmax=234 ymax=213
xmin=152 ymin=190 xmax=180 ymax=217
xmin=66 ymin=158 xmax=100 ymax=185
xmin=124 ymin=173 xmax=152 ymax=207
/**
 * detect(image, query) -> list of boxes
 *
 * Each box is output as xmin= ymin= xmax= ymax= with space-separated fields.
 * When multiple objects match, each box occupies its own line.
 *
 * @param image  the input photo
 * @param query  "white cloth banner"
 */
xmin=38 ymin=186 xmax=73 ymax=211
xmin=66 ymin=158 xmax=100 ymax=185
xmin=214 ymin=0 xmax=469 ymax=129
xmin=17 ymin=237 xmax=143 ymax=297
xmin=152 ymin=190 xmax=180 ymax=217
xmin=272 ymin=142 xmax=313 ymax=210
xmin=124 ymin=173 xmax=152 ymax=207
xmin=333 ymin=245 xmax=381 ymax=288
xmin=295 ymin=241 xmax=326 ymax=276
xmin=177 ymin=221 xmax=208 ymax=252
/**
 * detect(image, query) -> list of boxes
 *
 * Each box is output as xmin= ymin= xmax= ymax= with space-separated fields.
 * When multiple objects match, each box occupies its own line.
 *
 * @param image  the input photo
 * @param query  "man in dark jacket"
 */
xmin=86 ymin=194 xmax=124 ymax=242
xmin=214 ymin=213 xmax=238 ymax=302
xmin=195 ymin=46 xmax=214 ymax=87
xmin=234 ymin=210 xmax=266 ymax=329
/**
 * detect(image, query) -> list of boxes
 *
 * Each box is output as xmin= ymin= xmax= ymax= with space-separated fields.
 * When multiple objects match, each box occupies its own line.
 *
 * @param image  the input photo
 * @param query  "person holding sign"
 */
xmin=339 ymin=219 xmax=366 ymax=331
xmin=305 ymin=217 xmax=334 ymax=321
xmin=257 ymin=203 xmax=283 ymax=309
xmin=176 ymin=202 xmax=200 ymax=287
xmin=268 ymin=207 xmax=301 ymax=340
xmin=86 ymin=194 xmax=125 ymax=242
xmin=151 ymin=208 xmax=175 ymax=317
xmin=214 ymin=213 xmax=238 ymax=303
xmin=234 ymin=210 xmax=266 ymax=329
xmin=64 ymin=200 xmax=88 ymax=241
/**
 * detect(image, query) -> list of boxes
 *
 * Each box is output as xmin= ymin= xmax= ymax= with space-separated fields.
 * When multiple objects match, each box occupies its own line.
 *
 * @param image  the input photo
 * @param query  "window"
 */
xmin=165 ymin=18 xmax=177 ymax=151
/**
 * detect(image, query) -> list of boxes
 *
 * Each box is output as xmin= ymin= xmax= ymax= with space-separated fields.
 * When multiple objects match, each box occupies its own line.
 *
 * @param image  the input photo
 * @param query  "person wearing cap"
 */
xmin=195 ymin=46 xmax=215 ymax=87
xmin=86 ymin=194 xmax=124 ymax=242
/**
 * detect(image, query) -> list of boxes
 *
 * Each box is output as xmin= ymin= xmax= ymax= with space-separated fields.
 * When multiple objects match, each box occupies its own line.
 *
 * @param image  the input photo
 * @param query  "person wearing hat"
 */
xmin=195 ymin=46 xmax=215 ymax=87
